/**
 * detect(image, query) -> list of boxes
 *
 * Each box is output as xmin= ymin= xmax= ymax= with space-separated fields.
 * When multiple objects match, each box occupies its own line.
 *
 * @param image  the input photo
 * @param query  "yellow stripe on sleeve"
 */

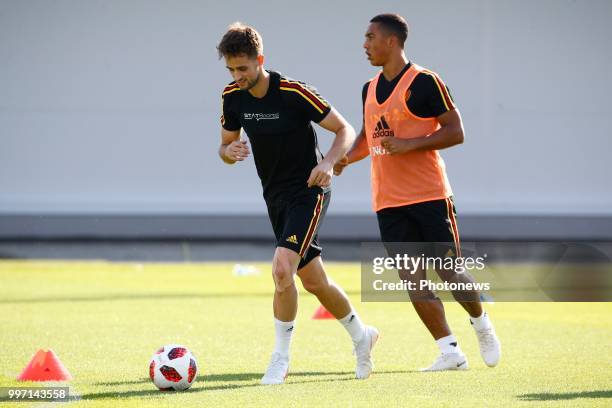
xmin=279 ymin=87 xmax=324 ymax=114
xmin=281 ymin=79 xmax=329 ymax=107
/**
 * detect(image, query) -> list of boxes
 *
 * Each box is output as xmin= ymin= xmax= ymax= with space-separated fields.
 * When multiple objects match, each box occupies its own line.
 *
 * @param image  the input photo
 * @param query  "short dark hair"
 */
xmin=370 ymin=14 xmax=409 ymax=46
xmin=217 ymin=22 xmax=263 ymax=59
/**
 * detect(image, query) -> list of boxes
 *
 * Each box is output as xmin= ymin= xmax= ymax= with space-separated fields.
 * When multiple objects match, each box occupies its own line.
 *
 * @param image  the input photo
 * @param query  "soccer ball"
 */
xmin=149 ymin=344 xmax=198 ymax=391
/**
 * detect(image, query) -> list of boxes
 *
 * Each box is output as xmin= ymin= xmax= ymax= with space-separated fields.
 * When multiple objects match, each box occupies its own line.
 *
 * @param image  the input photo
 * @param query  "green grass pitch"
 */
xmin=0 ymin=260 xmax=610 ymax=407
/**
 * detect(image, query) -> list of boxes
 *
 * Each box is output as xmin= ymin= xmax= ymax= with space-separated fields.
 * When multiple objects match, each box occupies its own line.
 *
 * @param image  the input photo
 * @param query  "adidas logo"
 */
xmin=372 ymin=116 xmax=394 ymax=138
xmin=286 ymin=235 xmax=298 ymax=244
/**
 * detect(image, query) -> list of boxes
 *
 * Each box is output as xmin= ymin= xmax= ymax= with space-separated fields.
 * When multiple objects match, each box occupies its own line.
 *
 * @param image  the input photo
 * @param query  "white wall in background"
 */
xmin=1 ymin=0 xmax=611 ymax=215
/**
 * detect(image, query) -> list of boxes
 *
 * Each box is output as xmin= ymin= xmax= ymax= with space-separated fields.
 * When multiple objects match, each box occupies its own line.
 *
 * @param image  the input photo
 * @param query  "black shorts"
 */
xmin=376 ymin=197 xmax=461 ymax=258
xmin=266 ymin=188 xmax=330 ymax=269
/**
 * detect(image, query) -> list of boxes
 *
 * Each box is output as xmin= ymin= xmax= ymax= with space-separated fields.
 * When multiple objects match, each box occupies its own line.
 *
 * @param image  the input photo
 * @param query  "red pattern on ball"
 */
xmin=188 ymin=359 xmax=197 ymax=383
xmin=149 ymin=360 xmax=155 ymax=380
xmin=160 ymin=365 xmax=182 ymax=382
xmin=168 ymin=347 xmax=188 ymax=360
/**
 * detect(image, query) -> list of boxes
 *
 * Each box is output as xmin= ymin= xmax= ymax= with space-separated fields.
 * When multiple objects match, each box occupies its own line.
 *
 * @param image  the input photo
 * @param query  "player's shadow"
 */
xmin=96 ymin=369 xmax=411 ymax=386
xmin=85 ymin=370 xmax=413 ymax=400
xmin=0 ymin=291 xmax=361 ymax=304
xmin=517 ymin=390 xmax=612 ymax=401
xmin=94 ymin=372 xmax=263 ymax=386
xmin=82 ymin=382 xmax=260 ymax=399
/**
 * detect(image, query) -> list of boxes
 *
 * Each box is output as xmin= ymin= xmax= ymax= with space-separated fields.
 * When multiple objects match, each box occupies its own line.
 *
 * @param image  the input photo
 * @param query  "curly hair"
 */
xmin=217 ymin=22 xmax=263 ymax=59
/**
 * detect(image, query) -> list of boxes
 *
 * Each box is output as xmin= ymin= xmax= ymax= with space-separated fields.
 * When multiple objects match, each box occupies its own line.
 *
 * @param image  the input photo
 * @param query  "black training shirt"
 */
xmin=221 ymin=71 xmax=331 ymax=203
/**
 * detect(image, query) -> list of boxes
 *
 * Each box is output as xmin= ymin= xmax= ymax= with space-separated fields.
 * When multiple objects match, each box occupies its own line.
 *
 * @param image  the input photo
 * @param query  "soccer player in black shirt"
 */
xmin=217 ymin=22 xmax=378 ymax=385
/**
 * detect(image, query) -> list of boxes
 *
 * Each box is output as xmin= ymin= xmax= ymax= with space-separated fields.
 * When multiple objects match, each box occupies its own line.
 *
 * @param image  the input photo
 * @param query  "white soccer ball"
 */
xmin=149 ymin=344 xmax=198 ymax=391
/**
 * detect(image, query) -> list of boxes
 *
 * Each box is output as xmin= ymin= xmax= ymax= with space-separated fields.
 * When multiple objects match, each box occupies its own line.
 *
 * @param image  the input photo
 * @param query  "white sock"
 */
xmin=436 ymin=334 xmax=462 ymax=355
xmin=339 ymin=311 xmax=365 ymax=343
xmin=470 ymin=311 xmax=492 ymax=331
xmin=273 ymin=318 xmax=294 ymax=357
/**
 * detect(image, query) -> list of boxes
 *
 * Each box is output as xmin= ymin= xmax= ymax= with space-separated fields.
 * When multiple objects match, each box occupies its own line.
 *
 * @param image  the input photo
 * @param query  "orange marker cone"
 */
xmin=17 ymin=349 xmax=72 ymax=382
xmin=312 ymin=305 xmax=335 ymax=320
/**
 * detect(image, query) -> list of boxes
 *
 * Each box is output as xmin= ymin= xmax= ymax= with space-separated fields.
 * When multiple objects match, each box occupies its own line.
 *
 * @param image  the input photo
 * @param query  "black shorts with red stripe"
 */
xmin=266 ymin=187 xmax=330 ymax=269
xmin=376 ymin=197 xmax=461 ymax=259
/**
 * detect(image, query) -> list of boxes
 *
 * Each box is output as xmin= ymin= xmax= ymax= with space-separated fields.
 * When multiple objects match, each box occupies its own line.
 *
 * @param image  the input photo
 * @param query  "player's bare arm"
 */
xmin=380 ymin=108 xmax=464 ymax=155
xmin=307 ymin=108 xmax=356 ymax=188
xmin=333 ymin=123 xmax=369 ymax=176
xmin=219 ymin=127 xmax=250 ymax=164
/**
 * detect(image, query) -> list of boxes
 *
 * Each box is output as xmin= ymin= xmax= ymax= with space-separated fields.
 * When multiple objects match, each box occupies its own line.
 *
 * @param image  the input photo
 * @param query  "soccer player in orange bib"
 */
xmin=335 ymin=14 xmax=501 ymax=371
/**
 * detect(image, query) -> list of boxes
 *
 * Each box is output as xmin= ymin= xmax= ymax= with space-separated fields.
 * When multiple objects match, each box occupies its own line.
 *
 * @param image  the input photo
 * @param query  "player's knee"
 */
xmin=435 ymin=268 xmax=457 ymax=283
xmin=272 ymin=266 xmax=293 ymax=291
xmin=272 ymin=252 xmax=297 ymax=291
xmin=275 ymin=276 xmax=294 ymax=292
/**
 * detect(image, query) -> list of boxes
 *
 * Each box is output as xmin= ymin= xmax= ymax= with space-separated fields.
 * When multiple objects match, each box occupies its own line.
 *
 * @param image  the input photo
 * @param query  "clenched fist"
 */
xmin=307 ymin=160 xmax=334 ymax=188
xmin=333 ymin=155 xmax=349 ymax=176
xmin=224 ymin=139 xmax=251 ymax=162
xmin=380 ymin=137 xmax=412 ymax=155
